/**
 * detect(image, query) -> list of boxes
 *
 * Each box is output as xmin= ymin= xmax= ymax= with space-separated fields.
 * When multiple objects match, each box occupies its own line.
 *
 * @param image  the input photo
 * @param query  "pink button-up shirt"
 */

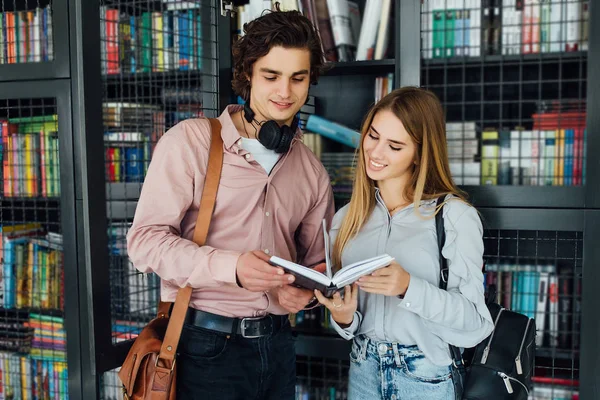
xmin=126 ymin=105 xmax=335 ymax=318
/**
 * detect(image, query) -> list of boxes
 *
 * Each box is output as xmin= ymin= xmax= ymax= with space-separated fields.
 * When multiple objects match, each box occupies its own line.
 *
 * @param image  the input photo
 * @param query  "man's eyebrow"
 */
xmin=259 ymin=68 xmax=309 ymax=76
xmin=371 ymin=126 xmax=406 ymax=145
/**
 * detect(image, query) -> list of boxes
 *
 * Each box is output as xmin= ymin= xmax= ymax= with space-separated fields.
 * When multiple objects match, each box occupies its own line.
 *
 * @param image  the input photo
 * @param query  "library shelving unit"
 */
xmin=0 ymin=0 xmax=81 ymax=398
xmin=1 ymin=0 xmax=599 ymax=399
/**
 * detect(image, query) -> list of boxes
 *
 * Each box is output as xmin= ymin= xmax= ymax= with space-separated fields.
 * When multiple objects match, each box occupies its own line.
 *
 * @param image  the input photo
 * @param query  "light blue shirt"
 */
xmin=330 ymin=191 xmax=494 ymax=366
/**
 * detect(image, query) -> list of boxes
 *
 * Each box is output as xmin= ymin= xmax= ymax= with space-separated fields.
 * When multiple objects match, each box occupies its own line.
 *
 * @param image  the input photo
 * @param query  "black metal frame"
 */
xmin=66 ymin=0 xmax=112 ymax=397
xmin=0 ymin=0 xmax=70 ymax=81
xmin=0 ymin=79 xmax=83 ymax=399
xmin=580 ymin=211 xmax=600 ymax=399
xmin=585 ymin=0 xmax=600 ymax=210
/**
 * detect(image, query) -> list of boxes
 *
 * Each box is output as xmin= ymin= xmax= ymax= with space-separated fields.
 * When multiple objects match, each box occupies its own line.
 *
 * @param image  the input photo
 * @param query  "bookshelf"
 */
xmin=0 ymin=0 xmax=598 ymax=399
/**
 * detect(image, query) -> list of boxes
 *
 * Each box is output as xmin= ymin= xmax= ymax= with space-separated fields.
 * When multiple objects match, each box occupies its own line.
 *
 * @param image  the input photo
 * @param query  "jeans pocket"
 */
xmin=178 ymin=324 xmax=229 ymax=362
xmin=401 ymin=350 xmax=451 ymax=383
xmin=349 ymin=336 xmax=365 ymax=365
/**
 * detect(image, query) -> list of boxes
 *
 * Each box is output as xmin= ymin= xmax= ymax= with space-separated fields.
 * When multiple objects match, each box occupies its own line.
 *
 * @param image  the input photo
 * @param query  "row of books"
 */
xmin=112 ymin=320 xmax=145 ymax=344
xmin=237 ymin=0 xmax=391 ymax=63
xmin=422 ymin=0 xmax=589 ymax=59
xmin=484 ymin=263 xmax=580 ymax=350
xmin=1 ymin=116 xmax=60 ymax=198
xmin=0 ymin=351 xmax=68 ymax=400
xmin=479 ymin=126 xmax=586 ymax=186
xmin=105 ymin=140 xmax=149 ymax=183
xmin=0 ymin=6 xmax=54 ymax=65
xmin=101 ymin=6 xmax=205 ymax=75
xmin=1 ymin=224 xmax=64 ymax=311
xmin=374 ymin=73 xmax=394 ymax=104
xmin=25 ymin=314 xmax=66 ymax=362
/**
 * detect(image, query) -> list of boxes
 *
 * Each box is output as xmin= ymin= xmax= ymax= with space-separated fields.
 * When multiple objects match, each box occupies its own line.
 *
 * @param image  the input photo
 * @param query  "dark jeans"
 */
xmin=175 ymin=318 xmax=296 ymax=400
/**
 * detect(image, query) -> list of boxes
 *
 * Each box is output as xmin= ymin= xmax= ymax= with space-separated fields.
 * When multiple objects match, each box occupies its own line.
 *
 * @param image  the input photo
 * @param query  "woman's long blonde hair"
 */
xmin=332 ymin=87 xmax=468 ymax=269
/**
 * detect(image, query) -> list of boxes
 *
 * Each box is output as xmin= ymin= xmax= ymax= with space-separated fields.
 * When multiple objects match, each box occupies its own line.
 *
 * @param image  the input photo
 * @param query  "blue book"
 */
xmin=305 ymin=115 xmax=361 ymax=148
xmin=125 ymin=147 xmax=144 ymax=182
xmin=179 ymin=12 xmax=190 ymax=71
xmin=565 ymin=129 xmax=574 ymax=186
xmin=130 ymin=16 xmax=136 ymax=73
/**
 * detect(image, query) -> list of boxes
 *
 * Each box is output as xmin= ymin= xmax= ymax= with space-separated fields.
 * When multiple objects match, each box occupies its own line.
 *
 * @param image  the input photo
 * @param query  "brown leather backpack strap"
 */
xmin=152 ymin=118 xmax=224 ymax=375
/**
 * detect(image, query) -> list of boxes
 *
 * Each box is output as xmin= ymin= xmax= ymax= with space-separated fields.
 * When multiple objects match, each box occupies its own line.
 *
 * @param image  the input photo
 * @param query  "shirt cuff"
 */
xmin=330 ymin=311 xmax=361 ymax=340
xmin=397 ymin=275 xmax=427 ymax=315
xmin=206 ymin=250 xmax=242 ymax=285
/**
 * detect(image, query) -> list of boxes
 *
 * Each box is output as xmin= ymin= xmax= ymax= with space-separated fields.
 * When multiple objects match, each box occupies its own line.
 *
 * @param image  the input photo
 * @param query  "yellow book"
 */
xmin=154 ymin=13 xmax=164 ymax=71
xmin=558 ymin=129 xmax=565 ymax=186
xmin=23 ymin=133 xmax=32 ymax=196
xmin=21 ymin=356 xmax=29 ymax=400
xmin=26 ymin=242 xmax=34 ymax=308
xmin=114 ymin=148 xmax=121 ymax=182
xmin=481 ymin=129 xmax=499 ymax=185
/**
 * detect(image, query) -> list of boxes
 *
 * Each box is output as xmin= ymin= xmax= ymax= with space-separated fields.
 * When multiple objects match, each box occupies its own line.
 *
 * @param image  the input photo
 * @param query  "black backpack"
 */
xmin=435 ymin=197 xmax=536 ymax=400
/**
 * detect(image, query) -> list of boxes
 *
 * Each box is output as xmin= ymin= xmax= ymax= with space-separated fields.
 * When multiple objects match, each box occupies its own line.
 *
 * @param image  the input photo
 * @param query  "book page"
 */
xmin=332 ymin=254 xmax=394 ymax=288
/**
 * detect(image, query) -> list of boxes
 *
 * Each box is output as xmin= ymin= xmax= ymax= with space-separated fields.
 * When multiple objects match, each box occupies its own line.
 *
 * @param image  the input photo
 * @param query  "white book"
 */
xmin=269 ymin=220 xmax=394 ymax=297
xmin=355 ymin=0 xmax=382 ymax=60
xmin=565 ymin=0 xmax=581 ymax=51
xmin=549 ymin=0 xmax=563 ymax=52
xmin=374 ymin=0 xmax=391 ymax=60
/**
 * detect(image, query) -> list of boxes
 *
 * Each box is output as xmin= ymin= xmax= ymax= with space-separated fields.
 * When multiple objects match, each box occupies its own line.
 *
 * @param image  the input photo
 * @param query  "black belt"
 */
xmin=184 ymin=308 xmax=288 ymax=338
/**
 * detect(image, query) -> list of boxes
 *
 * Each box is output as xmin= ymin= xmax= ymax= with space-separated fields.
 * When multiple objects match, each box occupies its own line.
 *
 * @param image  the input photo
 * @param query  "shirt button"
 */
xmin=378 ymin=344 xmax=387 ymax=353
xmin=391 ymin=395 xmax=397 ymax=400
xmin=265 ymin=212 xmax=270 ymax=217
xmin=245 ymin=154 xmax=251 ymax=160
xmin=264 ymin=249 xmax=270 ymax=254
xmin=405 ymin=302 xmax=411 ymax=308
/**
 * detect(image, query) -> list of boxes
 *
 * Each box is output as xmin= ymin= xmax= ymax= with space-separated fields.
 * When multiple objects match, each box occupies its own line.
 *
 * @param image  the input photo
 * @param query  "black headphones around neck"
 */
xmin=243 ymin=99 xmax=298 ymax=154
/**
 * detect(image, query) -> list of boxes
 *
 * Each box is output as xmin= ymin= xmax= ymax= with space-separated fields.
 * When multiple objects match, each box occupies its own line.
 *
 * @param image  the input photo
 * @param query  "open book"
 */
xmin=269 ymin=220 xmax=394 ymax=297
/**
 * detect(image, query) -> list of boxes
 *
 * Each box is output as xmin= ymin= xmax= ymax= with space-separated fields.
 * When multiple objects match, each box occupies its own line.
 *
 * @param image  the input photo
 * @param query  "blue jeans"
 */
xmin=175 ymin=319 xmax=296 ymax=400
xmin=348 ymin=335 xmax=454 ymax=400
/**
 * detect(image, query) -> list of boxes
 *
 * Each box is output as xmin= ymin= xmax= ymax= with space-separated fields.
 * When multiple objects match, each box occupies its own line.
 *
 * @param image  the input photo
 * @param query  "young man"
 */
xmin=126 ymin=10 xmax=334 ymax=400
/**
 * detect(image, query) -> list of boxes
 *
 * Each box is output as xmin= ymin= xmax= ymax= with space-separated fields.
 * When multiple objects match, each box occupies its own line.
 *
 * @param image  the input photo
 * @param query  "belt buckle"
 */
xmin=240 ymin=316 xmax=268 ymax=338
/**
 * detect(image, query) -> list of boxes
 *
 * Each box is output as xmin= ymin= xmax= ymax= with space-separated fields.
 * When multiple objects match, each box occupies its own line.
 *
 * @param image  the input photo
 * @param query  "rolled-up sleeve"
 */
xmin=126 ymin=122 xmax=241 ymax=289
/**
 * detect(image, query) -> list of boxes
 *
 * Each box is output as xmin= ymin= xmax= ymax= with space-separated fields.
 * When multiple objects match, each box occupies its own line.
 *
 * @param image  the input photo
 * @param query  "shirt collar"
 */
xmin=217 ymin=105 xmax=303 ymax=151
xmin=374 ymin=188 xmax=438 ymax=210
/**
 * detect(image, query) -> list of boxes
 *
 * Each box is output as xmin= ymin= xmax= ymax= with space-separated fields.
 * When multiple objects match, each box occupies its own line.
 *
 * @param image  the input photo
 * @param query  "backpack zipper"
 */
xmin=498 ymin=372 xmax=529 ymax=395
xmin=515 ymin=318 xmax=533 ymax=375
xmin=481 ymin=308 xmax=505 ymax=364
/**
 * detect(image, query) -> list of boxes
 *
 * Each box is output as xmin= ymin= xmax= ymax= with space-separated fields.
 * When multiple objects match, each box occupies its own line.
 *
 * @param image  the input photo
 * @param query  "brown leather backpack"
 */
xmin=118 ymin=118 xmax=224 ymax=400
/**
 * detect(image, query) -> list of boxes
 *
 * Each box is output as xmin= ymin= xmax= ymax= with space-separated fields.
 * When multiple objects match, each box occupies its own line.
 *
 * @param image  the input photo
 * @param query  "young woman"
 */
xmin=314 ymin=87 xmax=494 ymax=400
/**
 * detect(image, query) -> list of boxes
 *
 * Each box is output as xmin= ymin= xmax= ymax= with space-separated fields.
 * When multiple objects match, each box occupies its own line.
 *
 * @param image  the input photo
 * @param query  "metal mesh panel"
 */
xmin=0 ymin=98 xmax=68 ymax=398
xmin=0 ymin=0 xmax=54 ymax=64
xmin=99 ymin=0 xmax=218 ymax=397
xmin=483 ymin=229 xmax=582 ymax=398
xmin=421 ymin=0 xmax=588 ymax=186
xmin=296 ymin=356 xmax=349 ymax=400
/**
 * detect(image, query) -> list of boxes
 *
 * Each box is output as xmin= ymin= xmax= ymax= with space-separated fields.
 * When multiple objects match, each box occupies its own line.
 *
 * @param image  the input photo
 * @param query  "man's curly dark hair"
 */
xmin=231 ymin=10 xmax=326 ymax=101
